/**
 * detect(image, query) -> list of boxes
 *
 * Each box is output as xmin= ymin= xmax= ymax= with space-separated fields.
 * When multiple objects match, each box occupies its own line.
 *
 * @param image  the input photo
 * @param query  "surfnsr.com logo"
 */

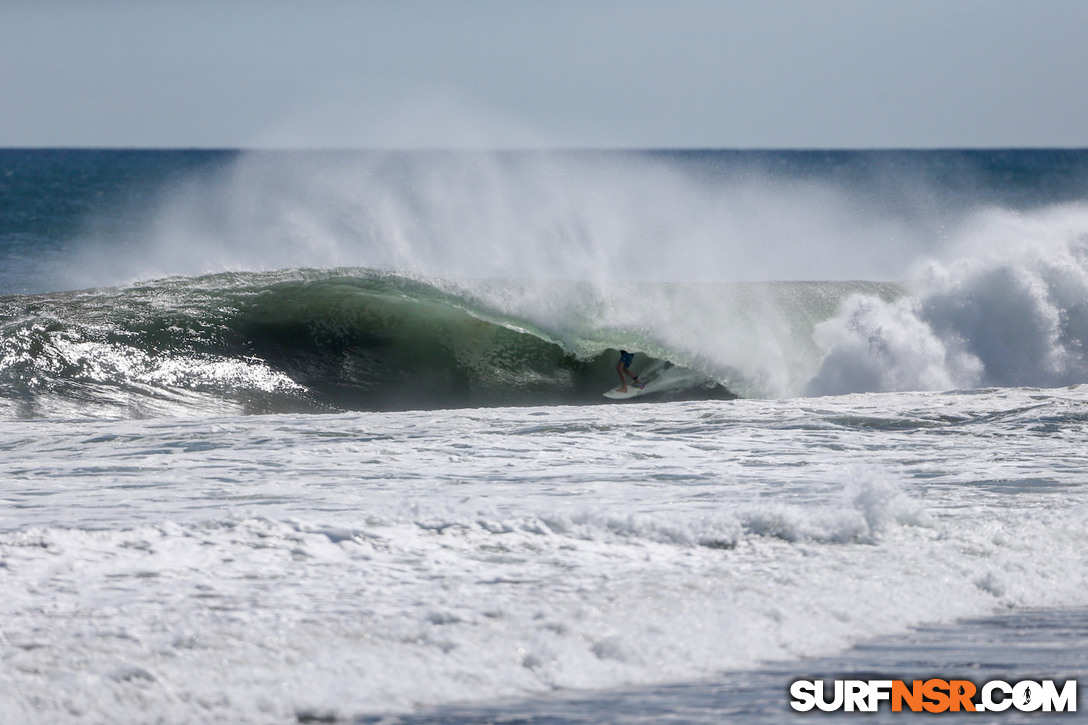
xmin=790 ymin=678 xmax=1078 ymax=713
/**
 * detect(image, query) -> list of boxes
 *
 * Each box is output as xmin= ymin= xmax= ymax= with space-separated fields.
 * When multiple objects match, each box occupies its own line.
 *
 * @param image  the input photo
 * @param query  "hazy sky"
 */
xmin=3 ymin=0 xmax=1086 ymax=149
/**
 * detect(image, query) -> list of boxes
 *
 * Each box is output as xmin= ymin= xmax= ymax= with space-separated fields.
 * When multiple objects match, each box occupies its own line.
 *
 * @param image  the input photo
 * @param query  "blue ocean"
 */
xmin=1 ymin=149 xmax=1086 ymax=723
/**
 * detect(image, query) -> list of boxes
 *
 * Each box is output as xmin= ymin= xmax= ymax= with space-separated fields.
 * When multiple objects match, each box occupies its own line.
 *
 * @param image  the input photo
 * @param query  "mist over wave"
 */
xmin=65 ymin=150 xmax=947 ymax=287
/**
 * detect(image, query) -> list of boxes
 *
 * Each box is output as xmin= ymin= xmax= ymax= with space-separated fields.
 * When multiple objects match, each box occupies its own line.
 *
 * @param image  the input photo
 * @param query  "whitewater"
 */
xmin=1 ymin=149 xmax=1087 ymax=722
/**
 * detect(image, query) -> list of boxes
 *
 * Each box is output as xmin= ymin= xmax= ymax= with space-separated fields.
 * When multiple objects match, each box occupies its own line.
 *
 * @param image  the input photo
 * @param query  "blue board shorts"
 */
xmin=619 ymin=351 xmax=634 ymax=368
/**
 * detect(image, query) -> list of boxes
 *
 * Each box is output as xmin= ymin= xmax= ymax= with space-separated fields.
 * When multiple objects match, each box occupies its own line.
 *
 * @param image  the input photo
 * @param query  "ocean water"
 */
xmin=1 ymin=149 xmax=1087 ymax=723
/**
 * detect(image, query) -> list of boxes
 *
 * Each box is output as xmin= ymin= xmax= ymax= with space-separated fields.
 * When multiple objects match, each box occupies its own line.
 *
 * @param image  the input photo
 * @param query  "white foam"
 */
xmin=2 ymin=389 xmax=1087 ymax=720
xmin=807 ymin=204 xmax=1088 ymax=395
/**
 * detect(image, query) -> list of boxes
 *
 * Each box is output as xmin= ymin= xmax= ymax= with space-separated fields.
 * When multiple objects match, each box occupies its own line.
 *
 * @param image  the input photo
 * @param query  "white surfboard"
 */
xmin=603 ymin=381 xmax=652 ymax=399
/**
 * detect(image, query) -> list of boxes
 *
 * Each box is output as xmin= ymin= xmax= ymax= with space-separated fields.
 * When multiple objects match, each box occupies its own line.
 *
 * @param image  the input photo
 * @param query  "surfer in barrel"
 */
xmin=616 ymin=350 xmax=645 ymax=393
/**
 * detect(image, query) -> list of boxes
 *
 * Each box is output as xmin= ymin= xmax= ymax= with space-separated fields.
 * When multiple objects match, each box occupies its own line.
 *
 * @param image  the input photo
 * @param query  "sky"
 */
xmin=2 ymin=0 xmax=1087 ymax=149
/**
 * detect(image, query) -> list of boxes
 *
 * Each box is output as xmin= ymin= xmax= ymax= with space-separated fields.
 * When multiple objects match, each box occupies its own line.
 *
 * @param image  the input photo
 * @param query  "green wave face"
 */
xmin=230 ymin=272 xmax=648 ymax=411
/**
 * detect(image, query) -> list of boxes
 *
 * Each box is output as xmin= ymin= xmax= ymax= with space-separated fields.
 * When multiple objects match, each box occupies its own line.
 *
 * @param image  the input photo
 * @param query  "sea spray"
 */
xmin=63 ymin=150 xmax=948 ymax=289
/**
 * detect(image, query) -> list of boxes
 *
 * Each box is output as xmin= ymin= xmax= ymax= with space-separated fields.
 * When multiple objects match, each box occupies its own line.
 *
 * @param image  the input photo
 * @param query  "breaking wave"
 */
xmin=6 ymin=208 xmax=1088 ymax=420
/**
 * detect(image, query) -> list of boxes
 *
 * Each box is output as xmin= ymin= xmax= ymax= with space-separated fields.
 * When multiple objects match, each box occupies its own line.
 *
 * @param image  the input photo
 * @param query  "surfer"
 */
xmin=616 ymin=350 xmax=644 ymax=393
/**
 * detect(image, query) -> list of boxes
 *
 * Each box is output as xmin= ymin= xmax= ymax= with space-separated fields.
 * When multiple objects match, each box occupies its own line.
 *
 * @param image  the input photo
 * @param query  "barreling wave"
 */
xmin=0 ymin=268 xmax=749 ymax=419
xmin=8 ymin=204 xmax=1088 ymax=420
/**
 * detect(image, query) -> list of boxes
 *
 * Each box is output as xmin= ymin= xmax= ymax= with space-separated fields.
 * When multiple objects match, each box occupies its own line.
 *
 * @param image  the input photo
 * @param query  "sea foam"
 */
xmin=807 ymin=204 xmax=1088 ymax=395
